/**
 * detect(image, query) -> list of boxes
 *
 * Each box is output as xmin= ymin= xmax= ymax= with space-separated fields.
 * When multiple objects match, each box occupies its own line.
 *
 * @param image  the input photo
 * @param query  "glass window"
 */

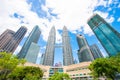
xmin=94 ymin=27 xmax=117 ymax=56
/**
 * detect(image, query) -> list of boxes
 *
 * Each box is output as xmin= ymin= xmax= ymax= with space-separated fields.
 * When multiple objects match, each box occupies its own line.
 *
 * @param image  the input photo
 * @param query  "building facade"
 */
xmin=90 ymin=44 xmax=103 ymax=59
xmin=88 ymin=14 xmax=120 ymax=56
xmin=0 ymin=26 xmax=27 ymax=53
xmin=62 ymin=26 xmax=73 ymax=66
xmin=0 ymin=29 xmax=15 ymax=52
xmin=3 ymin=26 xmax=27 ymax=53
xmin=24 ymin=61 xmax=94 ymax=80
xmin=77 ymin=34 xmax=94 ymax=62
xmin=25 ymin=42 xmax=40 ymax=63
xmin=43 ymin=27 xmax=56 ymax=66
xmin=17 ymin=26 xmax=41 ymax=58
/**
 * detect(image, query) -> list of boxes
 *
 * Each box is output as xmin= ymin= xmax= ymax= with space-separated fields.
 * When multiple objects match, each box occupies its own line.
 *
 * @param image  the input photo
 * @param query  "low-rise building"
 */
xmin=24 ymin=61 xmax=92 ymax=80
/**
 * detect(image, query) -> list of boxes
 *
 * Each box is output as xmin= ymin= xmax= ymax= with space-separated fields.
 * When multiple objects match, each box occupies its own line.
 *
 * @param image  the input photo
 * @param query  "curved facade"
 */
xmin=77 ymin=34 xmax=94 ymax=62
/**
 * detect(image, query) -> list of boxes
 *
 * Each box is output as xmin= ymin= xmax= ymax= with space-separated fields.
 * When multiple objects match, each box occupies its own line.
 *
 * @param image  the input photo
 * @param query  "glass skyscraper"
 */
xmin=25 ymin=42 xmax=40 ymax=63
xmin=90 ymin=44 xmax=103 ymax=59
xmin=43 ymin=27 xmax=56 ymax=66
xmin=62 ymin=26 xmax=73 ymax=66
xmin=17 ymin=26 xmax=41 ymax=58
xmin=88 ymin=14 xmax=120 ymax=56
xmin=0 ymin=26 xmax=27 ymax=53
xmin=77 ymin=34 xmax=94 ymax=62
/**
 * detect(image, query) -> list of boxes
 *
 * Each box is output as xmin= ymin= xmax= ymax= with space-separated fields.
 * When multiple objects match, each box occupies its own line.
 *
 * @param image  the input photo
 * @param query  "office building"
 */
xmin=90 ymin=44 xmax=103 ymax=59
xmin=17 ymin=26 xmax=41 ymax=58
xmin=43 ymin=27 xmax=56 ymax=66
xmin=3 ymin=26 xmax=27 ymax=53
xmin=0 ymin=29 xmax=15 ymax=52
xmin=24 ymin=61 xmax=97 ymax=80
xmin=62 ymin=26 xmax=73 ymax=66
xmin=0 ymin=26 xmax=27 ymax=53
xmin=25 ymin=42 xmax=40 ymax=63
xmin=88 ymin=14 xmax=120 ymax=56
xmin=77 ymin=34 xmax=94 ymax=62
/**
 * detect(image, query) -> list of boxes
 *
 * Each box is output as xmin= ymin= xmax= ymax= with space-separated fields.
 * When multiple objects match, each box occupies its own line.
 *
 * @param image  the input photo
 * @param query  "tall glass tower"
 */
xmin=88 ymin=14 xmax=120 ymax=56
xmin=25 ymin=42 xmax=40 ymax=63
xmin=43 ymin=27 xmax=56 ymax=66
xmin=0 ymin=26 xmax=27 ymax=53
xmin=90 ymin=44 xmax=103 ymax=59
xmin=17 ymin=26 xmax=41 ymax=58
xmin=77 ymin=34 xmax=94 ymax=62
xmin=62 ymin=26 xmax=73 ymax=66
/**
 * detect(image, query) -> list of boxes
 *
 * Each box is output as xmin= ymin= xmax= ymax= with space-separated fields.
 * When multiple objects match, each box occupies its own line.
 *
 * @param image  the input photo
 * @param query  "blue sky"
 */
xmin=0 ymin=0 xmax=120 ymax=65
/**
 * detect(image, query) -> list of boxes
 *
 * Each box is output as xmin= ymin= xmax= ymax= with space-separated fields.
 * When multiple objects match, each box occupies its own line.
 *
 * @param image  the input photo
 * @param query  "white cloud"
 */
xmin=117 ymin=18 xmax=120 ymax=22
xmin=94 ymin=11 xmax=109 ymax=18
xmin=106 ymin=16 xmax=115 ymax=23
xmin=0 ymin=0 xmax=114 ymax=45
xmin=45 ymin=0 xmax=98 ymax=35
xmin=118 ymin=4 xmax=120 ymax=8
xmin=0 ymin=0 xmax=50 ymax=39
xmin=93 ymin=11 xmax=114 ymax=23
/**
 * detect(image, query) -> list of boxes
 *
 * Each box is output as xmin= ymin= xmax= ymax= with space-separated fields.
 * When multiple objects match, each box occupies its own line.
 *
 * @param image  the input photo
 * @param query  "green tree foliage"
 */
xmin=0 ymin=52 xmax=24 ymax=80
xmin=89 ymin=53 xmax=120 ymax=79
xmin=8 ymin=66 xmax=43 ymax=80
xmin=49 ymin=72 xmax=70 ymax=80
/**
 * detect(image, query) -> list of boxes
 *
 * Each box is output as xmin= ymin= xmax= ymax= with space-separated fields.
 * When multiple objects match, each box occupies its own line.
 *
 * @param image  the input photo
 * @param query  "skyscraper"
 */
xmin=0 ymin=26 xmax=27 ymax=53
xmin=90 ymin=44 xmax=103 ymax=59
xmin=25 ymin=42 xmax=40 ymax=63
xmin=62 ymin=26 xmax=73 ymax=66
xmin=88 ymin=14 xmax=120 ymax=56
xmin=17 ymin=26 xmax=41 ymax=58
xmin=43 ymin=27 xmax=56 ymax=66
xmin=77 ymin=34 xmax=94 ymax=62
xmin=0 ymin=29 xmax=15 ymax=52
xmin=3 ymin=26 xmax=27 ymax=53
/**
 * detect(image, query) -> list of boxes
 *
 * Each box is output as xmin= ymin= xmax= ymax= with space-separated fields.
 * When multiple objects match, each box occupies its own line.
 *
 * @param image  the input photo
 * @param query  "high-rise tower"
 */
xmin=62 ymin=26 xmax=73 ymax=66
xmin=90 ymin=44 xmax=103 ymax=59
xmin=0 ymin=29 xmax=15 ymax=52
xmin=3 ymin=26 xmax=27 ymax=53
xmin=17 ymin=26 xmax=41 ymax=59
xmin=0 ymin=26 xmax=27 ymax=53
xmin=25 ymin=42 xmax=40 ymax=63
xmin=77 ymin=34 xmax=94 ymax=62
xmin=88 ymin=14 xmax=120 ymax=56
xmin=43 ymin=27 xmax=56 ymax=66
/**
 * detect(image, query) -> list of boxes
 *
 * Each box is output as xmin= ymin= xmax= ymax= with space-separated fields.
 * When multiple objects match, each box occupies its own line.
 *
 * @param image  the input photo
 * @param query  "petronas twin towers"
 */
xmin=43 ymin=26 xmax=73 ymax=66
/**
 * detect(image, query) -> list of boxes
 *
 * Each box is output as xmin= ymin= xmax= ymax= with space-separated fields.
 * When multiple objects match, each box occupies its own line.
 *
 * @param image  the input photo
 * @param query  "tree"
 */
xmin=49 ymin=72 xmax=70 ymax=80
xmin=89 ymin=53 xmax=120 ymax=80
xmin=8 ymin=66 xmax=43 ymax=80
xmin=0 ymin=52 xmax=25 ymax=80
